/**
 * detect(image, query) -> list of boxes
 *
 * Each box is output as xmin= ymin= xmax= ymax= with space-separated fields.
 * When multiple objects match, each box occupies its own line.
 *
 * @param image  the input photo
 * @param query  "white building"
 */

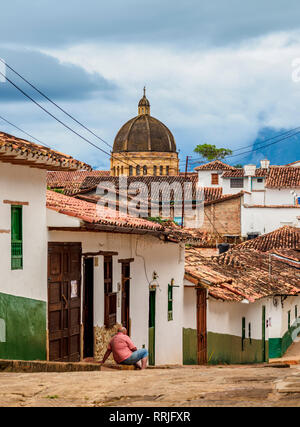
xmin=195 ymin=160 xmax=300 ymax=238
xmin=46 ymin=190 xmax=187 ymax=365
xmin=183 ymin=227 xmax=300 ymax=364
xmin=0 ymin=131 xmax=90 ymax=361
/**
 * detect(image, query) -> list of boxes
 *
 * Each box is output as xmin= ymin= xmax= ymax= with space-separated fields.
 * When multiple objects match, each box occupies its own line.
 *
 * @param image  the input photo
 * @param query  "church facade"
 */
xmin=110 ymin=89 xmax=179 ymax=176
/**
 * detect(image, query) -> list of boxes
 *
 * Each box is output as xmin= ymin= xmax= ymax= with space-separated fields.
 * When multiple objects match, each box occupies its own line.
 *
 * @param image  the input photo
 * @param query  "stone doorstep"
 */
xmin=0 ymin=359 xmax=102 ymax=373
xmin=268 ymin=359 xmax=300 ymax=366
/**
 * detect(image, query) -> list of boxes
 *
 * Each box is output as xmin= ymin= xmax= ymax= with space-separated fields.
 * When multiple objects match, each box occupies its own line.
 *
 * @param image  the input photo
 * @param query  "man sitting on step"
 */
xmin=101 ymin=327 xmax=148 ymax=370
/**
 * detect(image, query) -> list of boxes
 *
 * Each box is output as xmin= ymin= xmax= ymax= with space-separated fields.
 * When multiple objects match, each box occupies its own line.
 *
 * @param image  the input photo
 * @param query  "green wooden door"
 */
xmin=262 ymin=305 xmax=266 ymax=362
xmin=148 ymin=290 xmax=156 ymax=366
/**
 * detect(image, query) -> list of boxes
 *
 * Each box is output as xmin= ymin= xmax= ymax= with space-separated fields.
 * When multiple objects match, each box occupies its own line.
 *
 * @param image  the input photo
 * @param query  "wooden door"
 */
xmin=148 ymin=290 xmax=156 ymax=366
xmin=83 ymin=257 xmax=94 ymax=358
xmin=121 ymin=262 xmax=130 ymax=333
xmin=262 ymin=305 xmax=266 ymax=362
xmin=197 ymin=288 xmax=207 ymax=364
xmin=48 ymin=243 xmax=82 ymax=362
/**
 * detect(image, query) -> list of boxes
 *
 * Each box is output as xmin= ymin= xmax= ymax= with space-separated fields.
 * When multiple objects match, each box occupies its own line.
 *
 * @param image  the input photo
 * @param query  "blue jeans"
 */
xmin=120 ymin=349 xmax=148 ymax=365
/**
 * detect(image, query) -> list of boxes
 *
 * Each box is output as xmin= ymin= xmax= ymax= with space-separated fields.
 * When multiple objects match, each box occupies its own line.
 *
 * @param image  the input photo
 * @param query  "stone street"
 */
xmin=1 ymin=364 xmax=300 ymax=407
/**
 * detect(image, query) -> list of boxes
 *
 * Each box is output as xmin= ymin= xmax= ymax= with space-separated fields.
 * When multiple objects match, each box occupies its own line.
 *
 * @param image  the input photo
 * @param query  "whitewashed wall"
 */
xmin=265 ymin=188 xmax=297 ymax=205
xmin=48 ymin=216 xmax=185 ymax=365
xmin=268 ymin=295 xmax=300 ymax=339
xmin=197 ymin=170 xmax=223 ymax=188
xmin=207 ymin=298 xmax=269 ymax=341
xmin=183 ymin=281 xmax=197 ymax=329
xmin=241 ymin=205 xmax=300 ymax=236
xmin=0 ymin=163 xmax=47 ymax=302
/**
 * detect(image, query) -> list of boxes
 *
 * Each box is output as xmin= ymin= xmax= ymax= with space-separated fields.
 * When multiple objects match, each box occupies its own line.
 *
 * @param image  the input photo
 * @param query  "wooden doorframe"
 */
xmin=148 ymin=289 xmax=156 ymax=366
xmin=196 ymin=287 xmax=207 ymax=364
xmin=48 ymin=242 xmax=82 ymax=362
xmin=83 ymin=256 xmax=94 ymax=359
xmin=119 ymin=259 xmax=134 ymax=335
xmin=262 ymin=305 xmax=266 ymax=362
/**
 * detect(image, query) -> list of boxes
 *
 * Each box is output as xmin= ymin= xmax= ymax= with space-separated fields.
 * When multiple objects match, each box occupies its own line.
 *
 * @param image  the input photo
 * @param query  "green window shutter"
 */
xmin=242 ymin=317 xmax=246 ymax=351
xmin=295 ymin=305 xmax=298 ymax=320
xmin=288 ymin=311 xmax=291 ymax=330
xmin=168 ymin=284 xmax=173 ymax=321
xmin=11 ymin=206 xmax=23 ymax=270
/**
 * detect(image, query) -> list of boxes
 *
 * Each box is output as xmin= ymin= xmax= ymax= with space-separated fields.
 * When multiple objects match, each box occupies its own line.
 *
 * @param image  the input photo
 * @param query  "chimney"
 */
xmin=218 ymin=243 xmax=230 ymax=255
xmin=260 ymin=159 xmax=270 ymax=169
xmin=243 ymin=164 xmax=256 ymax=176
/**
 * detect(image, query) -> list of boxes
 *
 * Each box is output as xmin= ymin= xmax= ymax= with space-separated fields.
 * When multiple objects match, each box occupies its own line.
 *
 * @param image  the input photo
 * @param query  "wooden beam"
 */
xmin=3 ymin=200 xmax=29 ymax=206
xmin=118 ymin=258 xmax=135 ymax=263
xmin=83 ymin=251 xmax=119 ymax=257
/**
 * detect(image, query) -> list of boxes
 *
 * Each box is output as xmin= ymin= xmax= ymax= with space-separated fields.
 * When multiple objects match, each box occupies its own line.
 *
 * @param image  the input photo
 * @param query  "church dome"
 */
xmin=113 ymin=88 xmax=177 ymax=153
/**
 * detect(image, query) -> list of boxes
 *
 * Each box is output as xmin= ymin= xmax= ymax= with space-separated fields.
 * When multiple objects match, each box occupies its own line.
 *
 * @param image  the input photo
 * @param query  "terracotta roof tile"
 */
xmin=236 ymin=226 xmax=300 ymax=252
xmin=46 ymin=190 xmax=164 ymax=232
xmin=265 ymin=167 xmax=300 ymax=188
xmin=0 ymin=131 xmax=91 ymax=171
xmin=222 ymin=168 xmax=268 ymax=178
xmin=194 ymin=160 xmax=236 ymax=171
xmin=185 ymin=244 xmax=300 ymax=302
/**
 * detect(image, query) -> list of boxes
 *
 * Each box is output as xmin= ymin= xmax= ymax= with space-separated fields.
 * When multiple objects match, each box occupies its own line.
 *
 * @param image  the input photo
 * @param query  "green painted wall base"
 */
xmin=183 ymin=328 xmax=197 ymax=364
xmin=269 ymin=320 xmax=300 ymax=358
xmin=207 ymin=332 xmax=268 ymax=364
xmin=0 ymin=292 xmax=46 ymax=361
xmin=183 ymin=328 xmax=269 ymax=365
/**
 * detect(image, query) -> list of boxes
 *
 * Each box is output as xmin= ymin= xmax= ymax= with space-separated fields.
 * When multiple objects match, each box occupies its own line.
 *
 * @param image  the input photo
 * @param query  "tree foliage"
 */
xmin=194 ymin=143 xmax=233 ymax=161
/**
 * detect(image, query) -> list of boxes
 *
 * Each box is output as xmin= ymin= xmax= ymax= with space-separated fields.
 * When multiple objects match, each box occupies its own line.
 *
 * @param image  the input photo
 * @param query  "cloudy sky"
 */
xmin=1 ymin=0 xmax=300 ymax=170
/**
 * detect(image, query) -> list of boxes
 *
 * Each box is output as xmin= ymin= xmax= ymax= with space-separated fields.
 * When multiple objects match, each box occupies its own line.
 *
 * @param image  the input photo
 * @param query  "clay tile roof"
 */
xmin=203 ymin=187 xmax=223 ymax=202
xmin=235 ymin=226 xmax=300 ymax=252
xmin=204 ymin=191 xmax=246 ymax=206
xmin=222 ymin=168 xmax=268 ymax=178
xmin=47 ymin=170 xmax=110 ymax=194
xmin=265 ymin=166 xmax=300 ymax=188
xmin=194 ymin=160 xmax=237 ymax=171
xmin=46 ymin=190 xmax=165 ymax=233
xmin=46 ymin=190 xmax=201 ymax=244
xmin=185 ymin=244 xmax=300 ymax=302
xmin=0 ymin=131 xmax=91 ymax=171
xmin=47 ymin=174 xmax=201 ymax=198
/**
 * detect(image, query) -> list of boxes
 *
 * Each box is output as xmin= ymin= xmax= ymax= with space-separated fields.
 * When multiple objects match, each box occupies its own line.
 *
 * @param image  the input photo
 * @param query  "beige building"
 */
xmin=110 ymin=89 xmax=179 ymax=176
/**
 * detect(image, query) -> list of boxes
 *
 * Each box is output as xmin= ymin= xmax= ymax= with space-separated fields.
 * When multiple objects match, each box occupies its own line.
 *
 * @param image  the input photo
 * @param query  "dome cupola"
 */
xmin=138 ymin=87 xmax=150 ymax=115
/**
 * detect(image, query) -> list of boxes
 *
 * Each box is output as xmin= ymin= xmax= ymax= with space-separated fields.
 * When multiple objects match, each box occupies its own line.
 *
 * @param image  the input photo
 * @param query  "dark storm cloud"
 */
xmin=0 ymin=48 xmax=115 ymax=102
xmin=1 ymin=0 xmax=300 ymax=48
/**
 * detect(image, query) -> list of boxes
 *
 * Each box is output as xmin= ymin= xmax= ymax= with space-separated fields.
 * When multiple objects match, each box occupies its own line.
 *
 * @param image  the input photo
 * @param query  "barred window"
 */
xmin=230 ymin=178 xmax=243 ymax=188
xmin=11 ymin=206 xmax=23 ymax=270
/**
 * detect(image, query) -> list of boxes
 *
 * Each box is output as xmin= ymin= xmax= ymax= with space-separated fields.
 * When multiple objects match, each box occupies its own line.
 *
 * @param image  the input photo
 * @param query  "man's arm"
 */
xmin=126 ymin=336 xmax=137 ymax=352
xmin=101 ymin=349 xmax=112 ymax=364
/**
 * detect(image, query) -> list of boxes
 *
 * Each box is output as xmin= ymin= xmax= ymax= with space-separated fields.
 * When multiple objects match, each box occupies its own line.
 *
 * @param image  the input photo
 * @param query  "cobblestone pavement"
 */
xmin=1 ymin=364 xmax=300 ymax=407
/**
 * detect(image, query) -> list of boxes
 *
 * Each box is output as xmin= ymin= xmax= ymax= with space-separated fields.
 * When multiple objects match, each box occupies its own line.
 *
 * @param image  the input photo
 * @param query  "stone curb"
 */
xmin=0 ymin=359 xmax=102 ymax=373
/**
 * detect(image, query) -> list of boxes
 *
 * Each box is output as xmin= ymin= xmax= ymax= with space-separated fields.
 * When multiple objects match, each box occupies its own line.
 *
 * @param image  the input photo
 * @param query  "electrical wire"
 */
xmin=0 ymin=58 xmax=140 ymax=167
xmin=0 ymin=114 xmax=52 ymax=149
xmin=0 ymin=69 xmax=134 ymax=169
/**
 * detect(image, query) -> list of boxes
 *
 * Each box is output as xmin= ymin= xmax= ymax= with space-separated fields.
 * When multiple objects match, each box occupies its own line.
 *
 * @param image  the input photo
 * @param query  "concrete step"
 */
xmin=0 ymin=359 xmax=102 ymax=373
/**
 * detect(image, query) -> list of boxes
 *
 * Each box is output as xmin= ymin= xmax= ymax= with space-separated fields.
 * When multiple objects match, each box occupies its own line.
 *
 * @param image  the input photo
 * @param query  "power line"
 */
xmin=0 ymin=58 xmax=140 ymax=168
xmin=0 ymin=69 xmax=134 ymax=169
xmin=0 ymin=114 xmax=52 ymax=149
xmin=189 ymin=128 xmax=300 ymax=165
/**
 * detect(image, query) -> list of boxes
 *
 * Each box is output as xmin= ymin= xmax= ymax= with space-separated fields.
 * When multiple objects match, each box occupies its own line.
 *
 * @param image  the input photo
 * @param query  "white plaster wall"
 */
xmin=207 ymin=298 xmax=270 ymax=341
xmin=0 ymin=163 xmax=47 ymax=302
xmin=221 ymin=177 xmax=247 ymax=195
xmin=265 ymin=189 xmax=297 ymax=205
xmin=48 ymin=224 xmax=185 ymax=365
xmin=197 ymin=170 xmax=223 ymax=188
xmin=183 ymin=281 xmax=197 ymax=329
xmin=252 ymin=178 xmax=266 ymax=191
xmin=241 ymin=206 xmax=300 ymax=236
xmin=268 ymin=295 xmax=300 ymax=339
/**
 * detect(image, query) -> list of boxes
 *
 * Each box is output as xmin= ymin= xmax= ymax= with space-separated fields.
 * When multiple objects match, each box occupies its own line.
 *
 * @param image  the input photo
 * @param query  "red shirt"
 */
xmin=108 ymin=333 xmax=136 ymax=363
